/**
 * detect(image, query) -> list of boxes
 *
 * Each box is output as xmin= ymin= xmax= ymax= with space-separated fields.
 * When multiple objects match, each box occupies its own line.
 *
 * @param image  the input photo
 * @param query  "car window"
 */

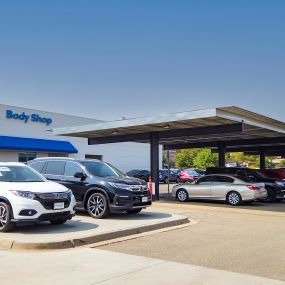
xmin=263 ymin=171 xmax=279 ymax=178
xmin=29 ymin=161 xmax=45 ymax=173
xmin=197 ymin=176 xmax=219 ymax=184
xmin=45 ymin=161 xmax=66 ymax=175
xmin=81 ymin=161 xmax=124 ymax=177
xmin=0 ymin=166 xmax=45 ymax=182
xmin=64 ymin=162 xmax=84 ymax=177
xmin=216 ymin=176 xmax=234 ymax=183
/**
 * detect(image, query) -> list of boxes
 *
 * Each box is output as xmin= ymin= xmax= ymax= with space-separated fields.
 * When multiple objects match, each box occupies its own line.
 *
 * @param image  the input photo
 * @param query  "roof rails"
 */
xmin=32 ymin=157 xmax=75 ymax=161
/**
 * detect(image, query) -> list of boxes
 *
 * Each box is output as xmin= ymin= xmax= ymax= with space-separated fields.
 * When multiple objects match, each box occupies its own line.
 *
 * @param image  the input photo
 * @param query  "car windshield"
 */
xmin=0 ymin=166 xmax=45 ymax=182
xmin=185 ymin=170 xmax=200 ymax=176
xmin=81 ymin=161 xmax=125 ymax=177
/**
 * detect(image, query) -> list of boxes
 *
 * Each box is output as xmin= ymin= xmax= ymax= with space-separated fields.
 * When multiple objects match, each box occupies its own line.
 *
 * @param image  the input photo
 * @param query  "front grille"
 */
xmin=34 ymin=192 xmax=71 ymax=210
xmin=38 ymin=211 xmax=71 ymax=221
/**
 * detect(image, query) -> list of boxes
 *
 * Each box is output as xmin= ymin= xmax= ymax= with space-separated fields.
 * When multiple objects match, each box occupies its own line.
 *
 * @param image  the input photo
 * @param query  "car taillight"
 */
xmin=247 ymin=185 xmax=261 ymax=191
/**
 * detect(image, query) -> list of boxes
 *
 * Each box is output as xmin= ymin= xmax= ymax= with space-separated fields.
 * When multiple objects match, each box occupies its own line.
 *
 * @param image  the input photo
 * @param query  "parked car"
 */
xmin=172 ymin=174 xmax=268 ymax=205
xmin=159 ymin=169 xmax=179 ymax=183
xmin=205 ymin=167 xmax=285 ymax=202
xmin=171 ymin=169 xmax=182 ymax=176
xmin=28 ymin=158 xmax=151 ymax=218
xmin=260 ymin=168 xmax=285 ymax=180
xmin=0 ymin=162 xmax=76 ymax=232
xmin=126 ymin=169 xmax=150 ymax=182
xmin=178 ymin=169 xmax=202 ymax=183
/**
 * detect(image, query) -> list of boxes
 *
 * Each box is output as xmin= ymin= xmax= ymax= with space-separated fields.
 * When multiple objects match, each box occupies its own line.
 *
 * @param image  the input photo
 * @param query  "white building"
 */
xmin=0 ymin=104 xmax=152 ymax=172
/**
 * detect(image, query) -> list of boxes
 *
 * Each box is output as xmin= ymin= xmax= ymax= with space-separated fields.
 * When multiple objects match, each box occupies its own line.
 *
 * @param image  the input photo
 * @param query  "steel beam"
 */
xmin=218 ymin=144 xmax=226 ymax=167
xmin=88 ymin=123 xmax=243 ymax=145
xmin=260 ymin=150 xmax=266 ymax=169
xmin=164 ymin=136 xmax=285 ymax=150
xmin=150 ymin=132 xmax=159 ymax=200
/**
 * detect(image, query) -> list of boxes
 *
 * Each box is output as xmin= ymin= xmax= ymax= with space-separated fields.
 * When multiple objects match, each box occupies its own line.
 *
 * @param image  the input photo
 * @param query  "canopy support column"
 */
xmin=150 ymin=132 xmax=159 ymax=200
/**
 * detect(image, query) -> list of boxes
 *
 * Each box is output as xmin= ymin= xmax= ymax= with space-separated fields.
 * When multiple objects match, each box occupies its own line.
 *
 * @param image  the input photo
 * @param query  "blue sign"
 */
xmin=6 ymin=110 xmax=53 ymax=126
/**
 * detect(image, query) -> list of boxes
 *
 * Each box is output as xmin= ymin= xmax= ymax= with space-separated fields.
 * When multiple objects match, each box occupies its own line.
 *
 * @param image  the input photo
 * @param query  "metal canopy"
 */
xmin=53 ymin=106 xmax=285 ymax=147
xmin=53 ymin=106 xmax=285 ymax=200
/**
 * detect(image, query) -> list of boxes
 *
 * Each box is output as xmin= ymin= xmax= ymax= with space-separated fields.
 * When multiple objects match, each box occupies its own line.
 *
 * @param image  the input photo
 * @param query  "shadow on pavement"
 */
xmin=13 ymin=219 xmax=98 ymax=234
xmin=76 ymin=209 xmax=172 ymax=220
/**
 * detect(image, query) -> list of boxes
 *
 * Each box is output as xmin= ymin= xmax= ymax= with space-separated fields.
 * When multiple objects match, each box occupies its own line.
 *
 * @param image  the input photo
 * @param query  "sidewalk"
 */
xmin=0 ymin=211 xmax=188 ymax=250
xmin=1 ymin=248 xmax=284 ymax=285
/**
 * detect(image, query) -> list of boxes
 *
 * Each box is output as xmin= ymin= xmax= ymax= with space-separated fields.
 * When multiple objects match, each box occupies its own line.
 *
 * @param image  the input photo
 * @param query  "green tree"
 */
xmin=174 ymin=148 xmax=218 ymax=169
xmin=278 ymin=160 xmax=285 ymax=167
xmin=174 ymin=149 xmax=199 ymax=169
xmin=193 ymin=149 xmax=218 ymax=169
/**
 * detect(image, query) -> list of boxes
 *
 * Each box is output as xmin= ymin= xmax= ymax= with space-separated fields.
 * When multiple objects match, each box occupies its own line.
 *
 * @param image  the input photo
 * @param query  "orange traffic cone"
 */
xmin=149 ymin=176 xmax=154 ymax=201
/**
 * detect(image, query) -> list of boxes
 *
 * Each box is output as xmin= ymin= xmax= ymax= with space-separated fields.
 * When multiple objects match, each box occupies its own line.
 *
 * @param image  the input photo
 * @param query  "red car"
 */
xmin=178 ymin=169 xmax=202 ymax=183
xmin=260 ymin=168 xmax=285 ymax=180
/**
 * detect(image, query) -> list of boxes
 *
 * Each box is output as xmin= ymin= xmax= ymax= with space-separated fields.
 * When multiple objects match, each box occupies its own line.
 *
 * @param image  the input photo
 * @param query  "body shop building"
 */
xmin=0 ymin=104 xmax=151 ymax=172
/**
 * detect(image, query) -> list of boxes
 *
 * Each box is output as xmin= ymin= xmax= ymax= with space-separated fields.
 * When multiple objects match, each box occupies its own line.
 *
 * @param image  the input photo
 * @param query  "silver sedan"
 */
xmin=172 ymin=174 xmax=267 ymax=205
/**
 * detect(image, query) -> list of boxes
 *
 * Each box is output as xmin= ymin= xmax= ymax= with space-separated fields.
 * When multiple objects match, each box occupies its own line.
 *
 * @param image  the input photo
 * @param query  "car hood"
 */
xmin=1 ymin=181 xmax=68 ymax=193
xmin=99 ymin=176 xmax=147 ymax=185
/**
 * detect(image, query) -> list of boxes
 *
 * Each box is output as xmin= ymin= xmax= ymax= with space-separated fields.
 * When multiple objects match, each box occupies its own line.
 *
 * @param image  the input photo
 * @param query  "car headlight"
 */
xmin=10 ymin=190 xmax=35 ymax=199
xmin=108 ymin=182 xmax=133 ymax=190
xmin=108 ymin=182 xmax=148 ymax=191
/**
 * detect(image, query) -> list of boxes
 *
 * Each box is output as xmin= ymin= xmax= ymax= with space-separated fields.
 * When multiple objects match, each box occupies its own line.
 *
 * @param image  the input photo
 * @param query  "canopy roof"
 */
xmin=53 ymin=106 xmax=285 ymax=152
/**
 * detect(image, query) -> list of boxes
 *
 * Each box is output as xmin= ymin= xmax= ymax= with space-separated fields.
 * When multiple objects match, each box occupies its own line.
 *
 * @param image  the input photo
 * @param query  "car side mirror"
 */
xmin=74 ymin=172 xmax=87 ymax=180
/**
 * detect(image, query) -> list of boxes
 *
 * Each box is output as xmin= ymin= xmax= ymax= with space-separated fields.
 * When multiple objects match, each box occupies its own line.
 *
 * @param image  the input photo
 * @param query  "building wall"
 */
xmin=0 ymin=104 xmax=157 ymax=172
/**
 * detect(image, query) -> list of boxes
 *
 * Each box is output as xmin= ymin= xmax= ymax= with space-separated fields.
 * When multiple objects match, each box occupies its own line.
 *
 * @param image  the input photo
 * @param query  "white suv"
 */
xmin=0 ymin=163 xmax=76 ymax=232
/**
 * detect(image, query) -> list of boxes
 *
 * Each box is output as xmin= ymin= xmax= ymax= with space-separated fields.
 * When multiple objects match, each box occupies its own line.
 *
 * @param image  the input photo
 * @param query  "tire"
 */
xmin=227 ymin=191 xmax=242 ymax=206
xmin=87 ymin=192 xmax=109 ymax=219
xmin=176 ymin=189 xmax=189 ymax=202
xmin=176 ymin=178 xmax=180 ymax=183
xmin=164 ymin=177 xmax=169 ymax=184
xmin=126 ymin=208 xmax=142 ymax=214
xmin=264 ymin=188 xmax=277 ymax=203
xmin=0 ymin=202 xmax=14 ymax=232
xmin=49 ymin=219 xmax=68 ymax=225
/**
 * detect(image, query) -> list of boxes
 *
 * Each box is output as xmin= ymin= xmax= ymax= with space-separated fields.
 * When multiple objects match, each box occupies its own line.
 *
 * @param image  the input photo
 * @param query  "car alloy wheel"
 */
xmin=227 ymin=191 xmax=241 ymax=206
xmin=87 ymin=193 xmax=109 ymax=218
xmin=177 ymin=189 xmax=189 ymax=202
xmin=0 ymin=202 xmax=14 ymax=232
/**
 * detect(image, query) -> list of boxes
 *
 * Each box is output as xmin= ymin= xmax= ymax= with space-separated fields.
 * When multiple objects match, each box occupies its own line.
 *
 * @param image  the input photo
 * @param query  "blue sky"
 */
xmin=0 ymin=0 xmax=284 ymax=121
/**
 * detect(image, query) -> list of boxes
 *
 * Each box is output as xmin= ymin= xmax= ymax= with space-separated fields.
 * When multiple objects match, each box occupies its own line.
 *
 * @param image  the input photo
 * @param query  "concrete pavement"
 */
xmin=100 ymin=201 xmax=285 ymax=281
xmin=0 ymin=211 xmax=188 ymax=250
xmin=0 ymin=248 xmax=284 ymax=285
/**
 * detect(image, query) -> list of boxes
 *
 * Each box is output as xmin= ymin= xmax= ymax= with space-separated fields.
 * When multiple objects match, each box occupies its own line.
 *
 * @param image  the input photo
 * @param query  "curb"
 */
xmin=0 ymin=216 xmax=189 ymax=251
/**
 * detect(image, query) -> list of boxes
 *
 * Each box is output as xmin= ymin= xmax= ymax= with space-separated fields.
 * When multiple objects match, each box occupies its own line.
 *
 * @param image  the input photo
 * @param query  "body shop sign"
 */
xmin=6 ymin=110 xmax=53 ymax=126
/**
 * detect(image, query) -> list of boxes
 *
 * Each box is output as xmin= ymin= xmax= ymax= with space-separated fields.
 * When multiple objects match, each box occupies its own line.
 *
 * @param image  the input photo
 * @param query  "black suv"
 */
xmin=126 ymin=170 xmax=151 ymax=182
xmin=28 ymin=158 xmax=152 ymax=218
xmin=206 ymin=167 xmax=285 ymax=202
xmin=159 ymin=170 xmax=179 ymax=183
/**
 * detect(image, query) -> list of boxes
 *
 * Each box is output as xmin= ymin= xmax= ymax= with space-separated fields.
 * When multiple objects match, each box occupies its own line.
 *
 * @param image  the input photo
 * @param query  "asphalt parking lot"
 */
xmin=99 ymin=189 xmax=285 ymax=282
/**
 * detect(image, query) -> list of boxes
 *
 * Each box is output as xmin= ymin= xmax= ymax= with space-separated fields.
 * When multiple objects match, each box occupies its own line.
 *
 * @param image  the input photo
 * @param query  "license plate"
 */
xmin=142 ymin=197 xmax=148 ymax=203
xmin=54 ymin=202 xmax=65 ymax=210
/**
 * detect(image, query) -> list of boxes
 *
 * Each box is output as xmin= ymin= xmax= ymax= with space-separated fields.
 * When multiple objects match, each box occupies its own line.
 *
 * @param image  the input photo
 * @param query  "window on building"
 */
xmin=85 ymin=154 xmax=103 ymax=160
xmin=18 ymin=152 xmax=37 ymax=164
xmin=45 ymin=161 xmax=66 ymax=175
